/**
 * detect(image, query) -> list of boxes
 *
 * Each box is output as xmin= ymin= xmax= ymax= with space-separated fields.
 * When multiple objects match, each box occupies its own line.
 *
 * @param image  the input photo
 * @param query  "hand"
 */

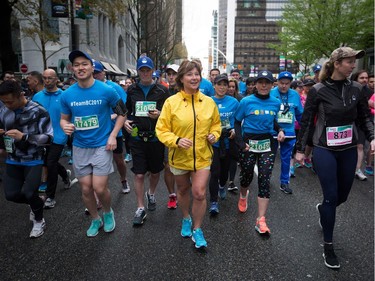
xmin=0 ymin=129 xmax=5 ymax=135
xmin=177 ymin=138 xmax=193 ymax=149
xmin=62 ymin=123 xmax=75 ymax=136
xmin=124 ymin=120 xmax=134 ymax=133
xmin=5 ymin=129 xmax=23 ymax=141
xmin=148 ymin=109 xmax=160 ymax=120
xmin=277 ymin=131 xmax=285 ymax=142
xmin=207 ymin=133 xmax=216 ymax=144
xmin=243 ymin=143 xmax=250 ymax=152
xmin=106 ymin=135 xmax=117 ymax=151
xmin=228 ymin=129 xmax=235 ymax=139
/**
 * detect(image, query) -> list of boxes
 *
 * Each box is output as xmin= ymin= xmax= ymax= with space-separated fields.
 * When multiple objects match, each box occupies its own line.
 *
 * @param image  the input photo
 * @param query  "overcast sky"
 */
xmin=182 ymin=0 xmax=218 ymax=73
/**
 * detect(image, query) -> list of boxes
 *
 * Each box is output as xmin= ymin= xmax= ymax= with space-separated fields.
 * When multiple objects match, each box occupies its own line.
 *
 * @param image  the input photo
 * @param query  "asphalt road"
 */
xmin=0 ymin=155 xmax=373 ymax=281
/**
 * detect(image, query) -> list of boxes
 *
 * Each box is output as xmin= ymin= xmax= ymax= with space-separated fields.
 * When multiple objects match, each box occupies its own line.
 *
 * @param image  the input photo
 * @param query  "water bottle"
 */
xmin=131 ymin=123 xmax=138 ymax=137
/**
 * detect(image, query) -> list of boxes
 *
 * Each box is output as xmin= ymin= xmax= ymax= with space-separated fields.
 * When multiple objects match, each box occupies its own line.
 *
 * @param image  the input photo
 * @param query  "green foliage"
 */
xmin=274 ymin=0 xmax=374 ymax=65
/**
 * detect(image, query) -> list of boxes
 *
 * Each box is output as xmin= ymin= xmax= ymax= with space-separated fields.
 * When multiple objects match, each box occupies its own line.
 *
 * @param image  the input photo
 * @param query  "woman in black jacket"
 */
xmin=295 ymin=47 xmax=374 ymax=269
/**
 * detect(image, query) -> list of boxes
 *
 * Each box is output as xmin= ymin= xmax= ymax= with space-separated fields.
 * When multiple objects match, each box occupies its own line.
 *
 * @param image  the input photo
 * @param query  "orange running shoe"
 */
xmin=255 ymin=216 xmax=271 ymax=234
xmin=238 ymin=190 xmax=249 ymax=213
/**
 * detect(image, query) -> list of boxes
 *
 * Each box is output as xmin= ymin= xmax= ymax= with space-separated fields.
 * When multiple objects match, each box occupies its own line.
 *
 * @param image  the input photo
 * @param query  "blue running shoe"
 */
xmin=365 ymin=166 xmax=374 ymax=176
xmin=86 ymin=218 xmax=103 ymax=237
xmin=181 ymin=217 xmax=192 ymax=237
xmin=218 ymin=186 xmax=226 ymax=200
xmin=103 ymin=208 xmax=116 ymax=233
xmin=192 ymin=228 xmax=207 ymax=248
xmin=290 ymin=165 xmax=295 ymax=178
xmin=38 ymin=182 xmax=47 ymax=193
xmin=209 ymin=201 xmax=219 ymax=215
xmin=124 ymin=153 xmax=132 ymax=162
xmin=68 ymin=158 xmax=73 ymax=165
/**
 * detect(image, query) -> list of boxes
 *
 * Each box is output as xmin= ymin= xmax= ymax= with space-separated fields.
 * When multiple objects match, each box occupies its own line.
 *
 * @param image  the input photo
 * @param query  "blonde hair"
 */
xmin=319 ymin=60 xmax=335 ymax=82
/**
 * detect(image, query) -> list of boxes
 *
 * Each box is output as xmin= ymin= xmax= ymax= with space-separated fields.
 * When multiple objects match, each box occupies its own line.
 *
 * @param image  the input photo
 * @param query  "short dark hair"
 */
xmin=246 ymin=77 xmax=256 ymax=85
xmin=210 ymin=68 xmax=220 ymax=75
xmin=28 ymin=71 xmax=43 ymax=84
xmin=0 ymin=80 xmax=23 ymax=97
xmin=1 ymin=70 xmax=15 ymax=80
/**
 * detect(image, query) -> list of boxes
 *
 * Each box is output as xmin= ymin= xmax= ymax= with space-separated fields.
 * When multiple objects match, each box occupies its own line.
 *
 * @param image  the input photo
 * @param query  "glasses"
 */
xmin=42 ymin=76 xmax=56 ymax=80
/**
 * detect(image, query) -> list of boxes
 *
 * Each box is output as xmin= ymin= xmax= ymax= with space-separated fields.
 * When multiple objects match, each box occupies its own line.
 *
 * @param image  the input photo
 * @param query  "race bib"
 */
xmin=277 ymin=111 xmax=293 ymax=124
xmin=4 ymin=136 xmax=14 ymax=153
xmin=249 ymin=139 xmax=271 ymax=153
xmin=74 ymin=115 xmax=99 ymax=130
xmin=135 ymin=101 xmax=156 ymax=117
xmin=326 ymin=125 xmax=353 ymax=146
xmin=221 ymin=117 xmax=231 ymax=129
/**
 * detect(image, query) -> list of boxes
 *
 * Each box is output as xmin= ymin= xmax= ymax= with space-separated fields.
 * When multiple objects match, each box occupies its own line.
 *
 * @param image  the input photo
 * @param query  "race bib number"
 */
xmin=74 ymin=115 xmax=99 ymax=130
xmin=4 ymin=136 xmax=13 ymax=153
xmin=326 ymin=125 xmax=353 ymax=146
xmin=249 ymin=139 xmax=271 ymax=153
xmin=277 ymin=111 xmax=293 ymax=124
xmin=221 ymin=117 xmax=231 ymax=129
xmin=135 ymin=101 xmax=156 ymax=117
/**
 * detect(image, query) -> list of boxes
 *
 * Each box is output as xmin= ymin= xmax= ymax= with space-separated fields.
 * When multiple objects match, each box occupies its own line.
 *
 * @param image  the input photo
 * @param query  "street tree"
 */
xmin=271 ymin=0 xmax=374 ymax=68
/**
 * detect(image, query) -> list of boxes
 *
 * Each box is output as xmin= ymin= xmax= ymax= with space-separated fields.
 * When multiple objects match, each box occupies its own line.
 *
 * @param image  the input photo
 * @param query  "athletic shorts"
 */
xmin=130 ymin=140 xmax=165 ymax=174
xmin=73 ymin=146 xmax=114 ymax=178
xmin=170 ymin=166 xmax=210 ymax=176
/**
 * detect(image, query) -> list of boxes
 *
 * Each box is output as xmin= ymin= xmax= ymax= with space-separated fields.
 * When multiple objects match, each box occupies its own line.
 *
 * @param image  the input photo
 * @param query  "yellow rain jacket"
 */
xmin=156 ymin=90 xmax=221 ymax=171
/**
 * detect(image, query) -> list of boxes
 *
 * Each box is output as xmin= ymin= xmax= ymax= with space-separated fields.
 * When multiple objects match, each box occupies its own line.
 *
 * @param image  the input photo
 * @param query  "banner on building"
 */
xmin=51 ymin=0 xmax=69 ymax=18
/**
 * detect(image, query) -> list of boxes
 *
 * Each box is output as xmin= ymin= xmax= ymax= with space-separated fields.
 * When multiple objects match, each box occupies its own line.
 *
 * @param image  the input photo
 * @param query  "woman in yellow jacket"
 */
xmin=156 ymin=59 xmax=221 ymax=249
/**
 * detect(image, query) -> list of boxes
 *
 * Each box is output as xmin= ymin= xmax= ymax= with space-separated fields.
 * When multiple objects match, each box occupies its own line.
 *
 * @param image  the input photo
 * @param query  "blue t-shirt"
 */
xmin=235 ymin=95 xmax=281 ymax=135
xmin=106 ymin=80 xmax=127 ymax=138
xmin=211 ymin=95 xmax=239 ymax=149
xmin=33 ymin=88 xmax=68 ymax=145
xmin=270 ymin=87 xmax=303 ymax=137
xmin=239 ymin=81 xmax=247 ymax=95
xmin=60 ymin=80 xmax=120 ymax=148
xmin=199 ymin=78 xmax=215 ymax=96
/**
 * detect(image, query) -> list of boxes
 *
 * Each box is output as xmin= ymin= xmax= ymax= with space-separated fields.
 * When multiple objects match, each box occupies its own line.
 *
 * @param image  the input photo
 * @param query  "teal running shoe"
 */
xmin=181 ymin=217 xmax=192 ymax=238
xmin=192 ymin=228 xmax=207 ymax=248
xmin=86 ymin=218 xmax=103 ymax=237
xmin=103 ymin=208 xmax=116 ymax=233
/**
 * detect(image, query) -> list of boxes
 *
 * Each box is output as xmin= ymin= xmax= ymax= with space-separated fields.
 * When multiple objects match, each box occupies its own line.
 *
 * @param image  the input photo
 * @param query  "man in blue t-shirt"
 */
xmin=93 ymin=60 xmax=130 ymax=194
xmin=33 ymin=68 xmax=73 ymax=209
xmin=60 ymin=50 xmax=127 ymax=238
xmin=270 ymin=71 xmax=303 ymax=195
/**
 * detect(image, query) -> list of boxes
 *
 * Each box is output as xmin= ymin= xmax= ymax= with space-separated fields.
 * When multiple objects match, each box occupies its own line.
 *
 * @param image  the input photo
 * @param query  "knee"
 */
xmin=191 ymin=187 xmax=206 ymax=201
xmin=134 ymin=174 xmax=145 ymax=181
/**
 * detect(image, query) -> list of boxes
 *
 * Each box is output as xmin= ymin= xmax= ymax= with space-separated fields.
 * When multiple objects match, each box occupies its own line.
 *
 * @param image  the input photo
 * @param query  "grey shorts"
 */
xmin=73 ymin=146 xmax=114 ymax=178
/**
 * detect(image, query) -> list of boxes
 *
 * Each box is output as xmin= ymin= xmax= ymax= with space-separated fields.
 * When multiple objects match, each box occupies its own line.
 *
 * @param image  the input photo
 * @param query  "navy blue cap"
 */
xmin=278 ymin=71 xmax=293 ymax=80
xmin=93 ymin=60 xmax=104 ymax=72
xmin=137 ymin=56 xmax=154 ymax=70
xmin=313 ymin=64 xmax=322 ymax=73
xmin=255 ymin=70 xmax=274 ymax=83
xmin=69 ymin=50 xmax=93 ymax=64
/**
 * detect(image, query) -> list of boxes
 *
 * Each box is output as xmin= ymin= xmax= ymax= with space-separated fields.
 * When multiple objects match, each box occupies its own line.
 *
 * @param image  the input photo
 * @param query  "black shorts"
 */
xmin=113 ymin=137 xmax=124 ymax=154
xmin=130 ymin=140 xmax=165 ymax=174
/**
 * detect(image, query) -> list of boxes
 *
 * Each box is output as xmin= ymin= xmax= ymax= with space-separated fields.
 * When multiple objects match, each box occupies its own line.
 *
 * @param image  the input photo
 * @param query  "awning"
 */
xmin=110 ymin=63 xmax=126 ymax=75
xmin=100 ymin=61 xmax=119 ymax=74
xmin=127 ymin=68 xmax=137 ymax=77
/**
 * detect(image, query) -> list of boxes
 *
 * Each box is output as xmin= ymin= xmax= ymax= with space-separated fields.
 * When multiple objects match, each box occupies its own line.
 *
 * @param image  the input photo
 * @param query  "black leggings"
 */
xmin=3 ymin=164 xmax=44 ymax=221
xmin=313 ymin=146 xmax=357 ymax=243
xmin=209 ymin=147 xmax=231 ymax=202
xmin=239 ymin=150 xmax=275 ymax=199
